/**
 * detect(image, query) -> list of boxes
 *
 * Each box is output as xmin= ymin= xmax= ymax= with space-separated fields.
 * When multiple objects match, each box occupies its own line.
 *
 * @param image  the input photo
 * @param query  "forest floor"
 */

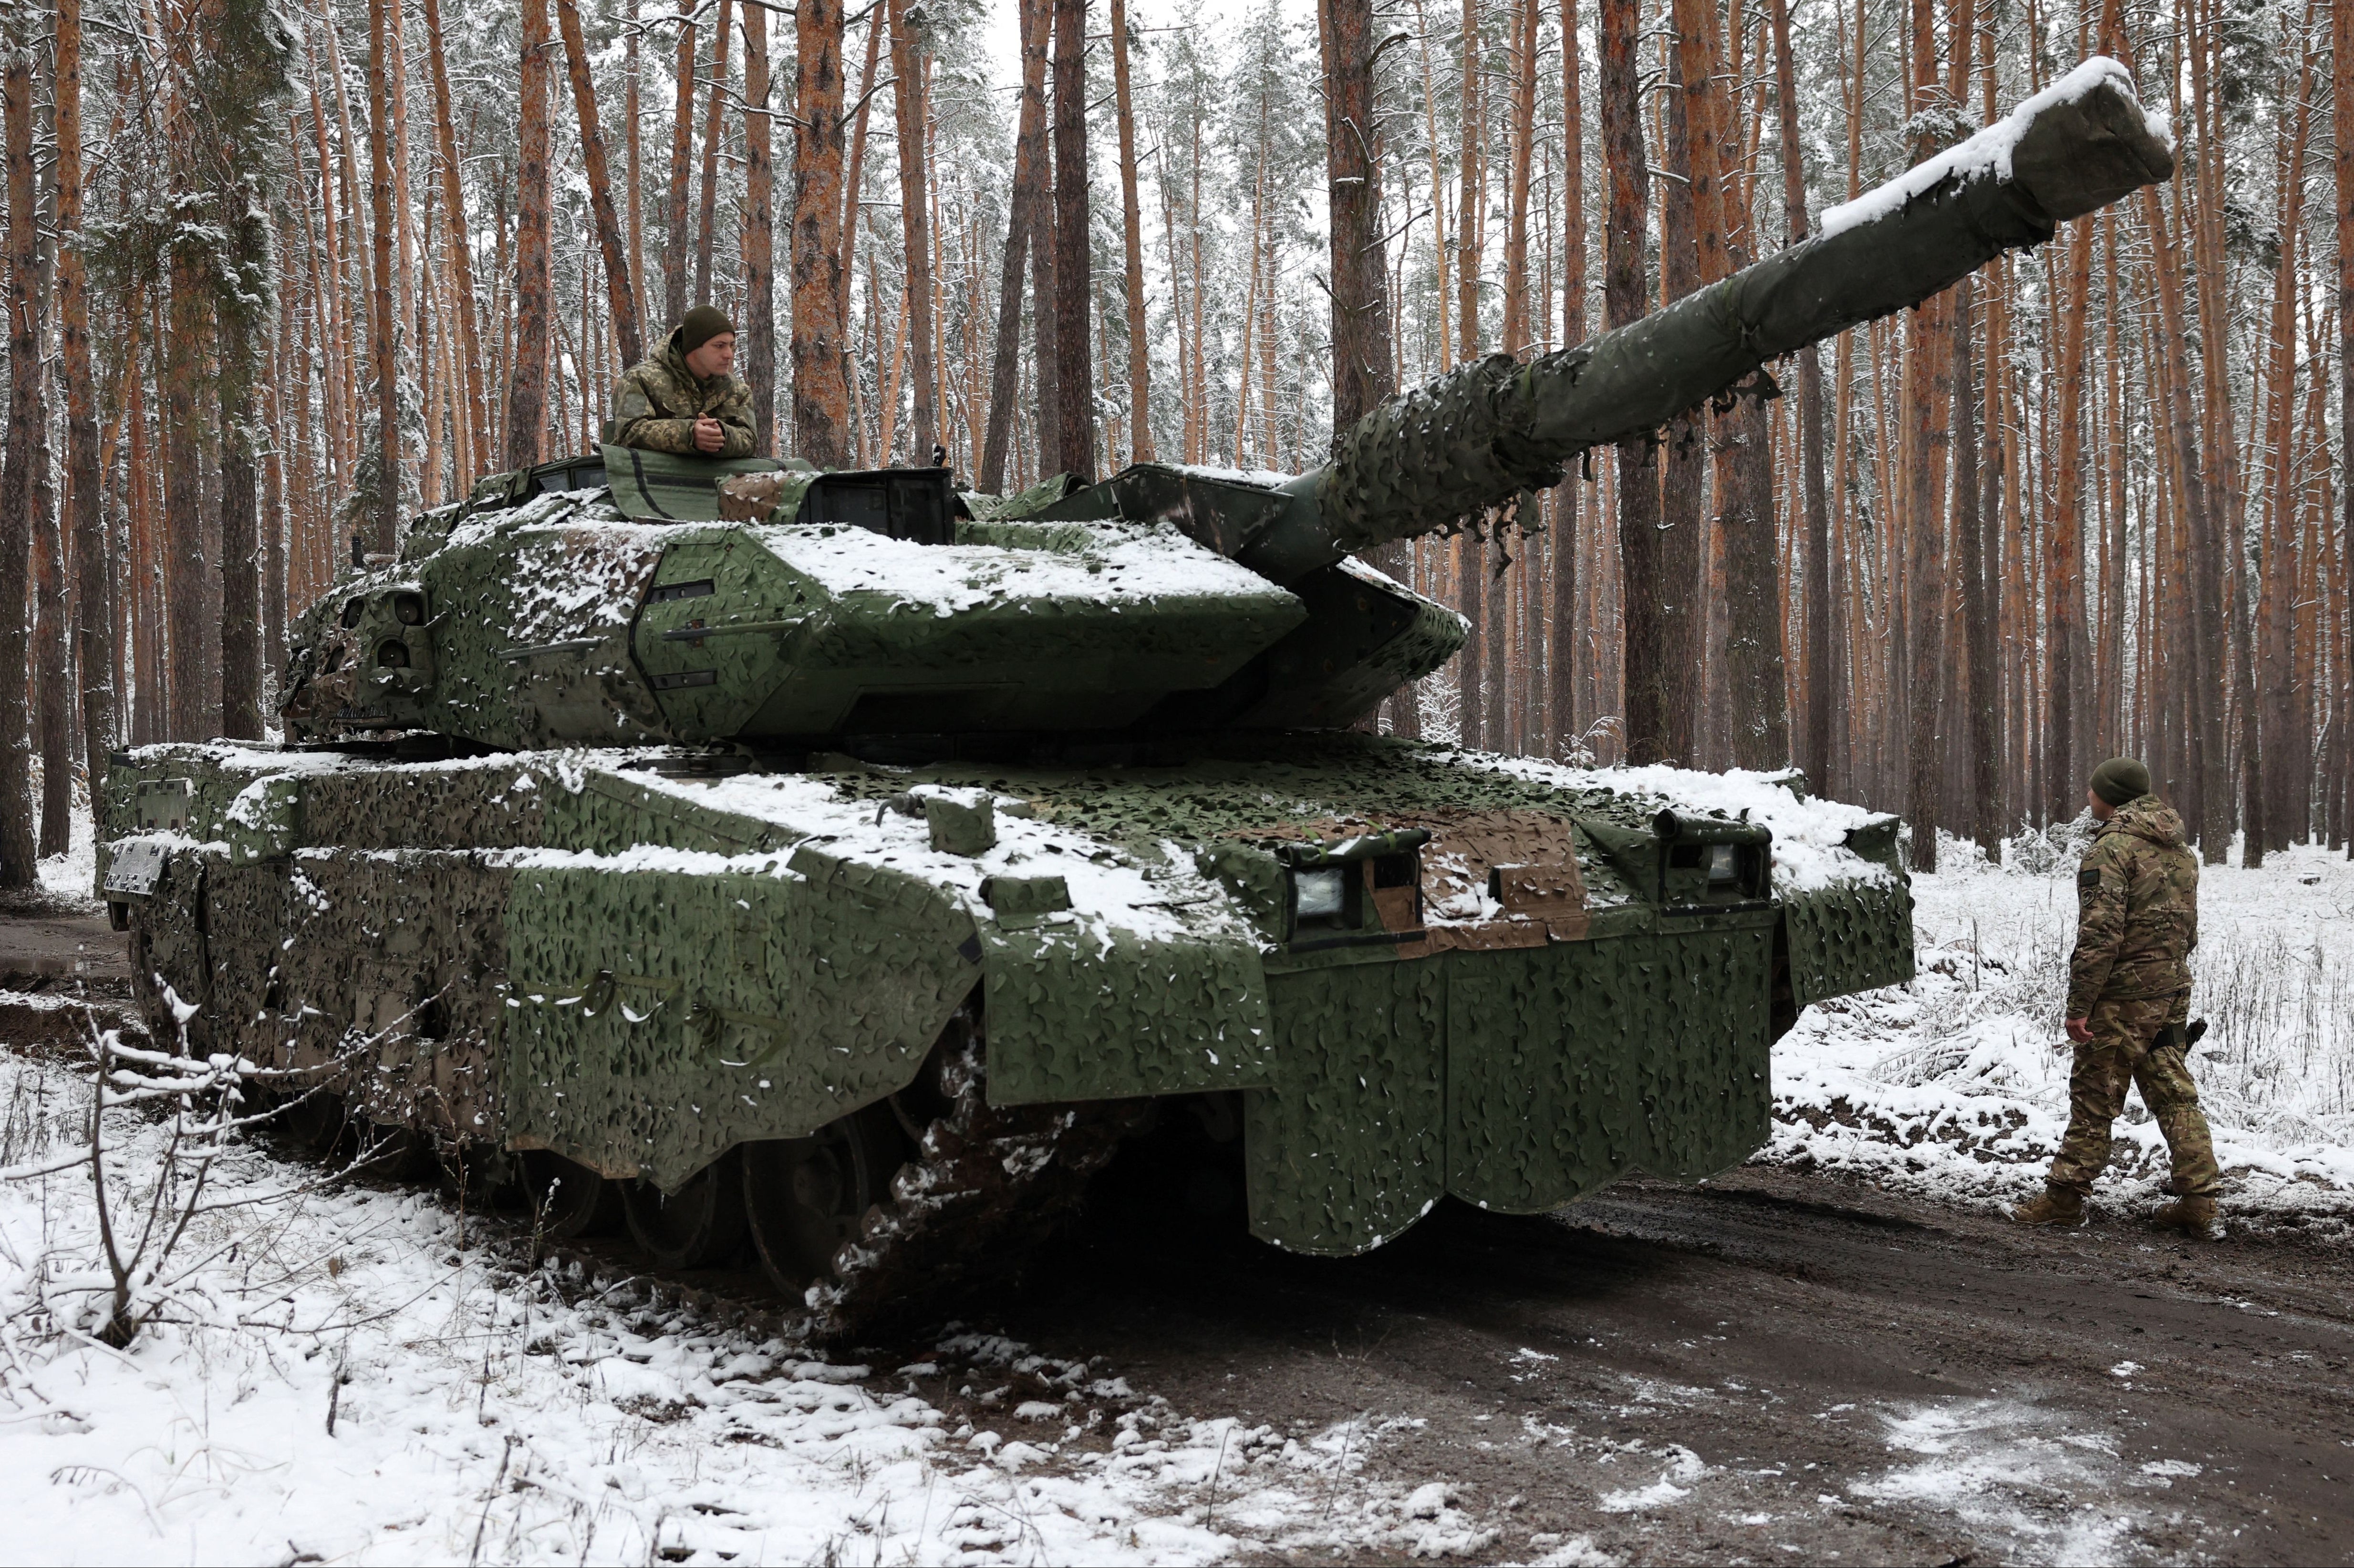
xmin=0 ymin=829 xmax=2348 ymax=1565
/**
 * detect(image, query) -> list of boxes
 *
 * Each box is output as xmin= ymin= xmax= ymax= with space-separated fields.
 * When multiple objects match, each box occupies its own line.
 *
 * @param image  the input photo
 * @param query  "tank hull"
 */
xmin=100 ymin=734 xmax=1909 ymax=1263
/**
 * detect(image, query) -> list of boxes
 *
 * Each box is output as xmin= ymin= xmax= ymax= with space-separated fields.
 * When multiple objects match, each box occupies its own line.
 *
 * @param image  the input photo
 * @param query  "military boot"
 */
xmin=2009 ymin=1186 xmax=2085 ymax=1228
xmin=2149 ymin=1195 xmax=2219 ymax=1240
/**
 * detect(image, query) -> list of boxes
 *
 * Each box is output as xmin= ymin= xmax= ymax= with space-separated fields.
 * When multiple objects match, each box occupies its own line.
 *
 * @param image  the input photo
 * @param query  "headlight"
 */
xmin=1294 ymin=866 xmax=1347 ymax=920
xmin=1706 ymin=843 xmax=1738 ymax=883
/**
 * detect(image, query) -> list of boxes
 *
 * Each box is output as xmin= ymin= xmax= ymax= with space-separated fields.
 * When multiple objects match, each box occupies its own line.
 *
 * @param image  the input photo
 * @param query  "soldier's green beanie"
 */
xmin=2089 ymin=756 xmax=2151 ymax=806
xmin=680 ymin=304 xmax=734 ymax=354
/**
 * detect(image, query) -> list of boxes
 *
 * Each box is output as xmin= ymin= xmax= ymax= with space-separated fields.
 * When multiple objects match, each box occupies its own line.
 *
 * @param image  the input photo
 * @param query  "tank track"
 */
xmin=124 ymin=945 xmax=1144 ymax=1341
xmin=810 ymin=1005 xmax=1146 ymax=1338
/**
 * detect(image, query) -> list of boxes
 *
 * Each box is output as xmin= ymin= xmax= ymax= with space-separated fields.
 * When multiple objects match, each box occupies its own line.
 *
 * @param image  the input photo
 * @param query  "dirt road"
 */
xmin=975 ymin=1166 xmax=2354 ymax=1565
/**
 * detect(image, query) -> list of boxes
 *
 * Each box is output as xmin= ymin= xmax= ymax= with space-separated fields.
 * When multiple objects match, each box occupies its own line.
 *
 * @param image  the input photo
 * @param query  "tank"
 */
xmin=99 ymin=67 xmax=2170 ymax=1332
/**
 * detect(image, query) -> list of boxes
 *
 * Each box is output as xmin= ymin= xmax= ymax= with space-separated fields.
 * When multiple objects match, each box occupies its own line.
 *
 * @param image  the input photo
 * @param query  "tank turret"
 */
xmin=279 ymin=60 xmax=2172 ymax=754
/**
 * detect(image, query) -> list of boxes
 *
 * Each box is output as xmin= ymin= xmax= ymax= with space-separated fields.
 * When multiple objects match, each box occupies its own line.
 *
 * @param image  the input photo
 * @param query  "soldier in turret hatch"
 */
xmin=2012 ymin=757 xmax=2223 ymax=1238
xmin=610 ymin=304 xmax=757 ymax=457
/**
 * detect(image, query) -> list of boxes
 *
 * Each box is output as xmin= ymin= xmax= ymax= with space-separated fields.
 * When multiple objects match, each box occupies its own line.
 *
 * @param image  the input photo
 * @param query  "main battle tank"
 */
xmin=100 ymin=65 xmax=2171 ymax=1332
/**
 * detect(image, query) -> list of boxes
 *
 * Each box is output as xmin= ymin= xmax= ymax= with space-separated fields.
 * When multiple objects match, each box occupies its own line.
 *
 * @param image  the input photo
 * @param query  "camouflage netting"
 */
xmin=101 ymin=733 xmax=1913 ymax=1283
xmin=1243 ymin=925 xmax=1772 ymax=1254
xmin=1781 ymin=877 xmax=1917 ymax=1007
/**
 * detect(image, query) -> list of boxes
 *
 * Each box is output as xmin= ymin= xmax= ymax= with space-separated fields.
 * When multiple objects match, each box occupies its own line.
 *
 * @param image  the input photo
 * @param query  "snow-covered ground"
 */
xmin=0 ymin=1042 xmax=1510 ymax=1566
xmin=1768 ymin=829 xmax=2354 ymax=1234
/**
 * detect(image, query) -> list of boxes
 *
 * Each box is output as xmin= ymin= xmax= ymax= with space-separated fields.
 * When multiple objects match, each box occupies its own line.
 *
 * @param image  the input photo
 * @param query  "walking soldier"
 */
xmin=2011 ymin=757 xmax=2222 ymax=1237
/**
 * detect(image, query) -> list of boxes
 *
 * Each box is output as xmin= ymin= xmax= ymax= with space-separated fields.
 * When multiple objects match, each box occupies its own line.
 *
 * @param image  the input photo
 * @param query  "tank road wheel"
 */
xmin=520 ymin=1151 xmax=623 ymax=1239
xmin=741 ymin=1105 xmax=902 ymax=1294
xmin=622 ymin=1151 xmax=747 ymax=1269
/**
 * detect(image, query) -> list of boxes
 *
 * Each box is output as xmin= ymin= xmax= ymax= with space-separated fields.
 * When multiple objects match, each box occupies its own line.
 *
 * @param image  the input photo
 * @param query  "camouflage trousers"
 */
xmin=2046 ymin=991 xmax=2221 ymax=1198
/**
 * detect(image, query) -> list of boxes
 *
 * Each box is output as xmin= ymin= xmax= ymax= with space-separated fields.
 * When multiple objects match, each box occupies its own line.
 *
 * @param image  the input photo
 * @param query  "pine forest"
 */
xmin=0 ymin=0 xmax=2350 ymax=886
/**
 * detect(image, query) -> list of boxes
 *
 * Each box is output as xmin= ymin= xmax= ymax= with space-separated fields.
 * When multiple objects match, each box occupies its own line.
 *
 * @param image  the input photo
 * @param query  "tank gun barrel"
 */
xmin=1232 ymin=59 xmax=2173 ymax=584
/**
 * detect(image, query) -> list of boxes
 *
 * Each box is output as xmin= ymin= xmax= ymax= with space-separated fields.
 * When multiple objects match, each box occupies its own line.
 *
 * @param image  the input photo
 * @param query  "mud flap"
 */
xmin=1243 ymin=957 xmax=1446 ymax=1255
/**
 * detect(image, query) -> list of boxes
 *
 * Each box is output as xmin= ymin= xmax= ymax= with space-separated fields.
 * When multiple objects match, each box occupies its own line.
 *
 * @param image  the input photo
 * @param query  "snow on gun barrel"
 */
xmin=1243 ymin=57 xmax=2176 ymax=579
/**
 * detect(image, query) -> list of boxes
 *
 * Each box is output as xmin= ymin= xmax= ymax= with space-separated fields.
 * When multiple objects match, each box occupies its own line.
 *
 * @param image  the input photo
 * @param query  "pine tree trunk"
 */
xmin=695 ymin=0 xmax=733 ymax=307
xmin=1899 ymin=0 xmax=1953 ymax=860
xmin=1769 ymin=0 xmax=1830 ymax=794
xmin=367 ymin=0 xmax=401 ymax=548
xmin=627 ymin=0 xmax=646 ymax=332
xmin=508 ymin=0 xmax=554 ymax=472
xmin=888 ymin=0 xmax=936 ymax=462
xmin=1111 ymin=0 xmax=1151 ymax=462
xmin=789 ymin=0 xmax=853 ymax=465
xmin=1499 ymin=0 xmax=1535 ymax=357
xmin=663 ymin=0 xmax=697 ymax=326
xmin=740 ymin=0 xmax=775 ymax=453
xmin=218 ymin=194 xmax=265 ymax=742
xmin=1652 ymin=36 xmax=1702 ymax=767
xmin=2336 ymin=0 xmax=2354 ymax=856
xmin=57 ymin=0 xmax=110 ymax=825
xmin=0 ymin=29 xmax=38 ymax=886
xmin=556 ymin=0 xmax=644 ymax=370
xmin=1677 ymin=0 xmax=1783 ymax=771
xmin=1452 ymin=0 xmax=1485 ymax=747
xmin=1600 ymin=0 xmax=1662 ymax=765
xmin=1955 ymin=279 xmax=2001 ymax=849
xmin=2257 ymin=45 xmax=2315 ymax=852
xmin=1049 ymin=0 xmax=1093 ymax=477
xmin=1415 ymin=0 xmax=1450 ymax=371
xmin=2185 ymin=6 xmax=2234 ymax=860
xmin=31 ymin=119 xmax=69 ymax=850
xmin=1551 ymin=0 xmax=1586 ymax=757
xmin=981 ymin=0 xmax=1052 ymax=491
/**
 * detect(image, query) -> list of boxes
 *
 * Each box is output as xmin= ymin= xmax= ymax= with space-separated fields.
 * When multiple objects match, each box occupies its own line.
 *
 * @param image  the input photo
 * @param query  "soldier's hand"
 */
xmin=2065 ymin=1015 xmax=2095 ymax=1045
xmin=693 ymin=416 xmax=725 ymax=454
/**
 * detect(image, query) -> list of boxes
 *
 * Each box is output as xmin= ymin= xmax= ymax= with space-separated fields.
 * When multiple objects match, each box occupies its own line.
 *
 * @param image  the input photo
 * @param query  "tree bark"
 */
xmin=1955 ymin=279 xmax=2001 ymax=850
xmin=368 ymin=0 xmax=400 ymax=547
xmin=1676 ymin=0 xmax=1784 ymax=770
xmin=1551 ymin=0 xmax=1586 ymax=757
xmin=2256 ymin=37 xmax=2315 ymax=852
xmin=508 ymin=0 xmax=554 ymax=471
xmin=1049 ymin=0 xmax=1093 ymax=477
xmin=1499 ymin=0 xmax=1536 ymax=357
xmin=1898 ymin=0 xmax=1953 ymax=859
xmin=841 ymin=7 xmax=881 ymax=266
xmin=1600 ymin=0 xmax=1664 ymax=765
xmin=740 ymin=0 xmax=776 ymax=452
xmin=57 ymin=0 xmax=110 ymax=829
xmin=2336 ymin=0 xmax=2354 ymax=856
xmin=1112 ymin=0 xmax=1152 ymax=461
xmin=789 ymin=0 xmax=853 ymax=465
xmin=627 ymin=0 xmax=646 ymax=332
xmin=888 ymin=0 xmax=937 ymax=462
xmin=31 ymin=113 xmax=68 ymax=850
xmin=663 ymin=0 xmax=697 ymax=326
xmin=556 ymin=0 xmax=644 ymax=368
xmin=694 ymin=0 xmax=734 ymax=307
xmin=1652 ymin=36 xmax=1702 ymax=766
xmin=0 ymin=29 xmax=38 ymax=885
xmin=1768 ymin=0 xmax=1829 ymax=793
xmin=217 ymin=191 xmax=266 ymax=742
xmin=981 ymin=0 xmax=1053 ymax=491
xmin=1453 ymin=0 xmax=1486 ymax=747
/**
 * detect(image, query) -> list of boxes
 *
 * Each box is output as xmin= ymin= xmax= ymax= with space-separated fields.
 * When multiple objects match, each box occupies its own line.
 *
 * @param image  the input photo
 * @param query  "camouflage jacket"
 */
xmin=2067 ymin=794 xmax=2198 ymax=1017
xmin=610 ymin=330 xmax=756 ymax=458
